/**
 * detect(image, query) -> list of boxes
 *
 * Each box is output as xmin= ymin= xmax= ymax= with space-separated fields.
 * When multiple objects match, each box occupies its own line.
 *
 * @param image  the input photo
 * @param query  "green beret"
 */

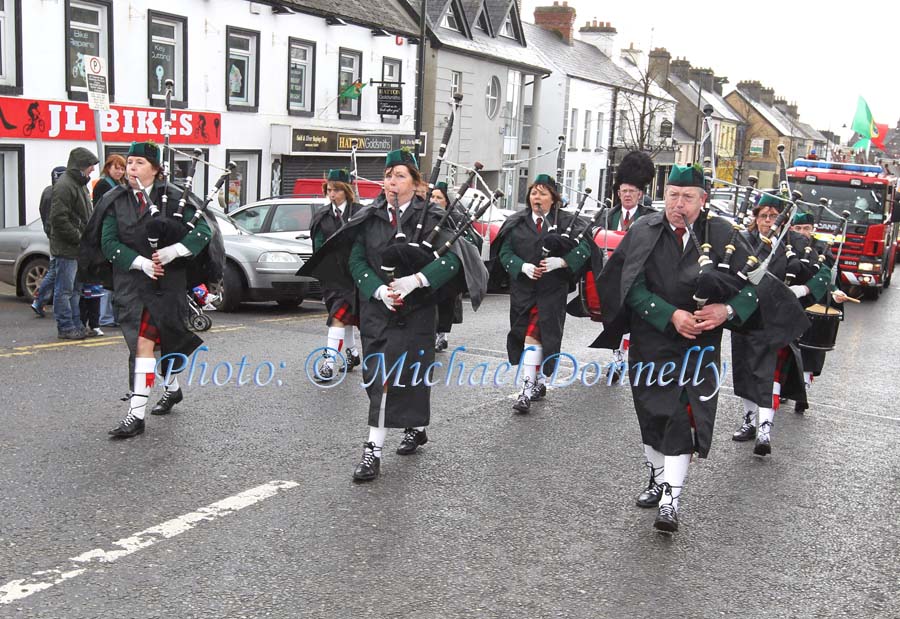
xmin=666 ymin=164 xmax=705 ymax=188
xmin=385 ymin=148 xmax=417 ymax=170
xmin=127 ymin=141 xmax=160 ymax=167
xmin=533 ymin=174 xmax=557 ymax=190
xmin=435 ymin=181 xmax=449 ymax=194
xmin=326 ymin=169 xmax=351 ymax=183
xmin=756 ymin=193 xmax=783 ymax=210
xmin=792 ymin=212 xmax=815 ymax=226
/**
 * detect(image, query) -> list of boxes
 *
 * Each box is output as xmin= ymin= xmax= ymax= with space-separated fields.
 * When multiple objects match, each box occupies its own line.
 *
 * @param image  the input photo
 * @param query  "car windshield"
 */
xmin=208 ymin=206 xmax=250 ymax=235
xmin=790 ymin=180 xmax=887 ymax=225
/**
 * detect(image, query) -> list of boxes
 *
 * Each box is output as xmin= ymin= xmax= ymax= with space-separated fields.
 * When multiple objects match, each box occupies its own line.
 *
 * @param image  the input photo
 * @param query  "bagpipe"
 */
xmin=140 ymin=80 xmax=234 ymax=293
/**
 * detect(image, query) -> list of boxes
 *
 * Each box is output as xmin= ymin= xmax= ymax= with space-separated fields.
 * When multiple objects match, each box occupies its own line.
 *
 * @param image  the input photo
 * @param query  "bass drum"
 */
xmin=571 ymin=229 xmax=625 ymax=322
xmin=799 ymin=303 xmax=842 ymax=351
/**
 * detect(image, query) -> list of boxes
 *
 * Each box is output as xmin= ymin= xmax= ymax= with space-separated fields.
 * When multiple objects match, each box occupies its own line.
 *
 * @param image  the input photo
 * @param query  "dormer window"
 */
xmin=441 ymin=5 xmax=459 ymax=31
xmin=501 ymin=14 xmax=515 ymax=38
xmin=476 ymin=12 xmax=488 ymax=32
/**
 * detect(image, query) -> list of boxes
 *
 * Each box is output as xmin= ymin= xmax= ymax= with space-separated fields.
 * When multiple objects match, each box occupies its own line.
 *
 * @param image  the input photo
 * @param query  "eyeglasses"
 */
xmin=757 ymin=213 xmax=779 ymax=220
xmin=618 ymin=189 xmax=640 ymax=195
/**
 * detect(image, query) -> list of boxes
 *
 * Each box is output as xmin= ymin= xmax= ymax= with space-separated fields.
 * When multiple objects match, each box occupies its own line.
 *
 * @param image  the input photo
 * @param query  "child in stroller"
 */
xmin=185 ymin=284 xmax=218 ymax=332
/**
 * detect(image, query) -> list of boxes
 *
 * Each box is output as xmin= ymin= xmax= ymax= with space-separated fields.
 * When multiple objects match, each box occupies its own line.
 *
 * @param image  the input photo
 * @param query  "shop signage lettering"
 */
xmin=0 ymin=96 xmax=221 ymax=144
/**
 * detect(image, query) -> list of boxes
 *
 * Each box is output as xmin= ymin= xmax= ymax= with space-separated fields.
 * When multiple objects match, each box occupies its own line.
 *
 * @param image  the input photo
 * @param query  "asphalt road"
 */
xmin=1 ymin=281 xmax=898 ymax=618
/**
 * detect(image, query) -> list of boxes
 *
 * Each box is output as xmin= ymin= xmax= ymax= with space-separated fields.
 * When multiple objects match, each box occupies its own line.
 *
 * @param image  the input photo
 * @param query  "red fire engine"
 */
xmin=786 ymin=159 xmax=898 ymax=299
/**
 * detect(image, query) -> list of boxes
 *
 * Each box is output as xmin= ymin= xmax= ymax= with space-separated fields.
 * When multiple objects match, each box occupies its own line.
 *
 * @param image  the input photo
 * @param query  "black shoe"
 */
xmin=513 ymin=393 xmax=531 ymax=414
xmin=530 ymin=381 xmax=547 ymax=402
xmin=434 ymin=334 xmax=448 ymax=352
xmin=345 ymin=349 xmax=361 ymax=372
xmin=794 ymin=401 xmax=808 ymax=414
xmin=57 ymin=329 xmax=86 ymax=340
xmin=151 ymin=388 xmax=183 ymax=415
xmin=653 ymin=503 xmax=679 ymax=533
xmin=396 ymin=428 xmax=428 ymax=455
xmin=353 ymin=442 xmax=381 ymax=482
xmin=315 ymin=363 xmax=335 ymax=382
xmin=732 ymin=422 xmax=757 ymax=442
xmin=31 ymin=301 xmax=46 ymax=318
xmin=108 ymin=413 xmax=145 ymax=438
xmin=636 ymin=480 xmax=663 ymax=508
xmin=753 ymin=434 xmax=772 ymax=457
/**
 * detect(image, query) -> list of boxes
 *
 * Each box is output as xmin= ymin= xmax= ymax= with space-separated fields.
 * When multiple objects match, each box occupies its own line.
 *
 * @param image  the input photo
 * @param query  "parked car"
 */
xmin=0 ymin=219 xmax=50 ymax=299
xmin=228 ymin=195 xmax=374 ymax=243
xmin=207 ymin=206 xmax=317 ymax=311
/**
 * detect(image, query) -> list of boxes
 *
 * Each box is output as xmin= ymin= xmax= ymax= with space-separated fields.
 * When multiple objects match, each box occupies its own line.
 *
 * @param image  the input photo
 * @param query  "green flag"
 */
xmin=339 ymin=80 xmax=366 ymax=100
xmin=851 ymin=96 xmax=876 ymax=139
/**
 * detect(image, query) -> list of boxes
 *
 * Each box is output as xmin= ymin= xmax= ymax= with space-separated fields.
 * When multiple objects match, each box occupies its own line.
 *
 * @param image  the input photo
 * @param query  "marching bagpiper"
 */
xmin=308 ymin=168 xmax=363 ymax=380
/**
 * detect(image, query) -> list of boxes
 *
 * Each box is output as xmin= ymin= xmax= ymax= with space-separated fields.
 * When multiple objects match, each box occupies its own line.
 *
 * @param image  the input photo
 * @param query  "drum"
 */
xmin=578 ymin=270 xmax=603 ymax=322
xmin=798 ymin=303 xmax=842 ymax=351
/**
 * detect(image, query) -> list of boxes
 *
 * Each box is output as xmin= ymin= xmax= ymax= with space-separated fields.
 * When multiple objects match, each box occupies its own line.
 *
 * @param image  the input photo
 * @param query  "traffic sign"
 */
xmin=83 ymin=55 xmax=109 ymax=111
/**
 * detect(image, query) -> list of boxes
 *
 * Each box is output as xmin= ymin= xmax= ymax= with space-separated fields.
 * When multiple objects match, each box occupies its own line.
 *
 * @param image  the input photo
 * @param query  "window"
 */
xmin=583 ymin=110 xmax=592 ymax=149
xmin=287 ymin=38 xmax=315 ymax=116
xmin=762 ymin=139 xmax=771 ymax=157
xmin=595 ymin=112 xmax=605 ymax=150
xmin=568 ymin=108 xmax=578 ymax=147
xmin=148 ymin=11 xmax=187 ymax=108
xmin=485 ymin=76 xmax=500 ymax=120
xmin=0 ymin=0 xmax=21 ymax=94
xmin=617 ymin=110 xmax=627 ymax=142
xmin=224 ymin=150 xmax=261 ymax=212
xmin=338 ymin=48 xmax=362 ymax=119
xmin=501 ymin=14 xmax=516 ymax=38
xmin=441 ymin=5 xmax=459 ymax=31
xmin=382 ymin=57 xmax=402 ymax=123
xmin=564 ymin=170 xmax=574 ymax=203
xmin=172 ymin=148 xmax=208 ymax=199
xmin=522 ymin=105 xmax=532 ymax=148
xmin=226 ymin=27 xmax=260 ymax=111
xmin=0 ymin=144 xmax=23 ymax=228
xmin=450 ymin=70 xmax=462 ymax=96
xmin=65 ymin=0 xmax=114 ymax=101
xmin=231 ymin=203 xmax=273 ymax=234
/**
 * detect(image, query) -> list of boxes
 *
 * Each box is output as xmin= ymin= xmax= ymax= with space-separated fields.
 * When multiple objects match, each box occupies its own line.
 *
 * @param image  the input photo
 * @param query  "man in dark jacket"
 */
xmin=50 ymin=147 xmax=98 ymax=339
xmin=30 ymin=166 xmax=67 ymax=317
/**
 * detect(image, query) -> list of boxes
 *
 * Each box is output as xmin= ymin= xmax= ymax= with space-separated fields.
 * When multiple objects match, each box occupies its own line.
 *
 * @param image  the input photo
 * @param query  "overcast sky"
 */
xmin=520 ymin=1 xmax=899 ymax=143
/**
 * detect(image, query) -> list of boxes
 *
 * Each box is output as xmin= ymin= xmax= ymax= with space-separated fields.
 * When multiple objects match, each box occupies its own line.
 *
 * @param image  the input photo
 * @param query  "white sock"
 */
xmin=758 ymin=407 xmax=775 ymax=439
xmin=660 ymin=454 xmax=690 ymax=510
xmin=643 ymin=444 xmax=665 ymax=482
xmin=522 ymin=346 xmax=543 ymax=392
xmin=326 ymin=326 xmax=344 ymax=367
xmin=163 ymin=375 xmax=179 ymax=393
xmin=803 ymin=371 xmax=813 ymax=388
xmin=741 ymin=398 xmax=758 ymax=426
xmin=130 ymin=357 xmax=156 ymax=420
xmin=345 ymin=325 xmax=357 ymax=352
xmin=367 ymin=426 xmax=386 ymax=457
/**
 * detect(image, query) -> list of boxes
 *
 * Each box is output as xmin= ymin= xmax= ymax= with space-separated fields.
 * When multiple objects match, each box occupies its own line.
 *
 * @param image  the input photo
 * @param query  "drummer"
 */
xmin=789 ymin=212 xmax=848 ymax=412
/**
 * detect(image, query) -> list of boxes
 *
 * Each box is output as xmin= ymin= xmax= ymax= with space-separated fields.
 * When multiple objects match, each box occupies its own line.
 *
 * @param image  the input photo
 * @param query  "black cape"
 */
xmin=309 ymin=201 xmax=364 ymax=325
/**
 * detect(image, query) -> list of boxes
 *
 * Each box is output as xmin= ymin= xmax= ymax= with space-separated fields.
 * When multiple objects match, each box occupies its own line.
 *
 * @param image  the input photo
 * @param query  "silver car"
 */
xmin=207 ymin=206 xmax=317 ymax=311
xmin=0 ymin=219 xmax=50 ymax=298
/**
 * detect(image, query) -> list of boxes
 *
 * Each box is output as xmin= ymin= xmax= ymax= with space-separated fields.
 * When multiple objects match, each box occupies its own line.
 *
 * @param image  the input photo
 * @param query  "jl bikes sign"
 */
xmin=0 ymin=96 xmax=222 ymax=144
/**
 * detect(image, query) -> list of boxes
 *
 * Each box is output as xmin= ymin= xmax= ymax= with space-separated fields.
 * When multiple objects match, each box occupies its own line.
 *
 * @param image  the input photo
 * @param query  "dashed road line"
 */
xmin=0 ymin=480 xmax=300 ymax=605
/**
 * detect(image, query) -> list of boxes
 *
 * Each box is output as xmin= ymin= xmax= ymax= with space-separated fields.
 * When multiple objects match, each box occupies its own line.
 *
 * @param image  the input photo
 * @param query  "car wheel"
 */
xmin=219 ymin=263 xmax=244 ymax=312
xmin=864 ymin=287 xmax=882 ymax=301
xmin=19 ymin=256 xmax=49 ymax=299
xmin=276 ymin=297 xmax=303 ymax=309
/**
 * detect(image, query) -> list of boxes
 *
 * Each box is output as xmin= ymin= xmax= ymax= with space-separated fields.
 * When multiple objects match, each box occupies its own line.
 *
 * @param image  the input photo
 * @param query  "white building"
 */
xmin=0 ymin=0 xmax=421 ymax=228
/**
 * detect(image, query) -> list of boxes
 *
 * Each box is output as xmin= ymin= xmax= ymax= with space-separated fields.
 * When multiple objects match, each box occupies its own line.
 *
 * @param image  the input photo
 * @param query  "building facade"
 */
xmin=0 ymin=0 xmax=421 ymax=228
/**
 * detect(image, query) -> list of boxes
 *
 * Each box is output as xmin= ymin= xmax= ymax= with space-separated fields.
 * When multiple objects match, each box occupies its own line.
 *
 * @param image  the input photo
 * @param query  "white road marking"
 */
xmin=0 ymin=480 xmax=299 ymax=605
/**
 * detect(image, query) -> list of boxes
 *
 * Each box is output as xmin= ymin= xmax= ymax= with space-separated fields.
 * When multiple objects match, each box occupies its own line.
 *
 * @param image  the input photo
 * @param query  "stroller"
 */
xmin=185 ymin=284 xmax=216 ymax=332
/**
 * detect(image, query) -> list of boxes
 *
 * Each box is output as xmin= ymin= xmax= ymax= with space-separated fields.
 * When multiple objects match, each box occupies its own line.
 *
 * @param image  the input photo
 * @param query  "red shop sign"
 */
xmin=0 ymin=96 xmax=221 ymax=144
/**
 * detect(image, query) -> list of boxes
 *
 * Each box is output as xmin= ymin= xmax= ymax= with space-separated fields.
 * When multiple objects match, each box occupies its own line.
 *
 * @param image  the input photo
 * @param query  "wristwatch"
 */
xmin=725 ymin=304 xmax=735 ymax=321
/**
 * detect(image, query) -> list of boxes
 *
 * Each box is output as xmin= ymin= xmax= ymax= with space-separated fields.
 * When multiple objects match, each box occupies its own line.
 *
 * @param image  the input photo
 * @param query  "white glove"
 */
xmin=374 ymin=284 xmax=398 ymax=311
xmin=154 ymin=242 xmax=190 ymax=265
xmin=522 ymin=263 xmax=540 ymax=280
xmin=789 ymin=284 xmax=810 ymax=298
xmin=390 ymin=273 xmax=425 ymax=299
xmin=130 ymin=255 xmax=157 ymax=280
xmin=542 ymin=257 xmax=567 ymax=272
xmin=831 ymin=290 xmax=849 ymax=303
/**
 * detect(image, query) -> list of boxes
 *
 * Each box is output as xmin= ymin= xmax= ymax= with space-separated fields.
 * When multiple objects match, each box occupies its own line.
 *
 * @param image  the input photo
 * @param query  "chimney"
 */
xmin=578 ymin=19 xmax=617 ymax=57
xmin=773 ymin=97 xmax=789 ymax=116
xmin=737 ymin=80 xmax=762 ymax=102
xmin=670 ymin=57 xmax=691 ymax=82
xmin=712 ymin=75 xmax=727 ymax=96
xmin=620 ymin=42 xmax=644 ymax=69
xmin=759 ymin=86 xmax=775 ymax=106
xmin=689 ymin=67 xmax=714 ymax=94
xmin=648 ymin=47 xmax=671 ymax=87
xmin=534 ymin=1 xmax=577 ymax=46
xmin=787 ymin=102 xmax=799 ymax=120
